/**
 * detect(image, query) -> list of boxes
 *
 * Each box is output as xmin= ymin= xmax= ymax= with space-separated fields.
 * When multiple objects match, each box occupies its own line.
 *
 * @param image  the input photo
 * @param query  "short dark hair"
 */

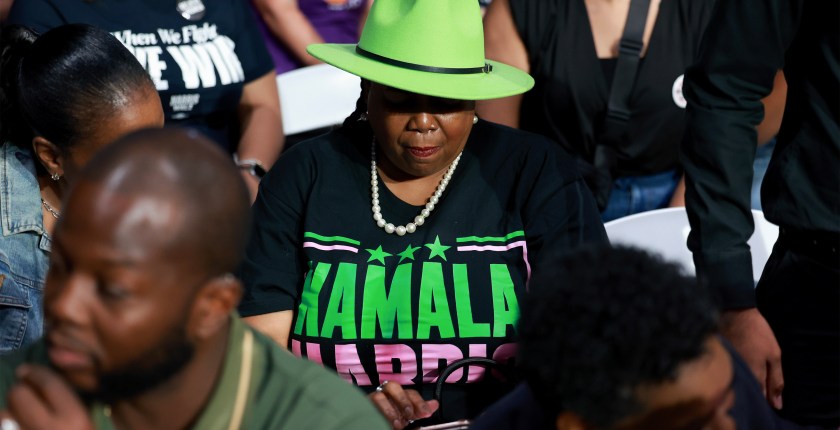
xmin=0 ymin=24 xmax=154 ymax=149
xmin=74 ymin=127 xmax=252 ymax=277
xmin=520 ymin=245 xmax=719 ymax=428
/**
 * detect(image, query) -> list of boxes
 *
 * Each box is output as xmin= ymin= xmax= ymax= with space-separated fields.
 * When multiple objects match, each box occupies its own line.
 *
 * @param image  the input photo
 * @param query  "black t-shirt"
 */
xmin=238 ymin=120 xmax=607 ymax=421
xmin=8 ymin=0 xmax=274 ymax=151
xmin=510 ymin=0 xmax=714 ymax=176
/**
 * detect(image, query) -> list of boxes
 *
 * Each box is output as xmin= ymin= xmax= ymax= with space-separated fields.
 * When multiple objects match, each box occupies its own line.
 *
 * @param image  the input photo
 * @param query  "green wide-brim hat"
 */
xmin=307 ymin=0 xmax=534 ymax=101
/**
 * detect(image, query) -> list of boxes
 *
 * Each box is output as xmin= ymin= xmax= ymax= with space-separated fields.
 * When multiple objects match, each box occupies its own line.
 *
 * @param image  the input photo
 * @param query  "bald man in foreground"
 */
xmin=0 ymin=129 xmax=388 ymax=430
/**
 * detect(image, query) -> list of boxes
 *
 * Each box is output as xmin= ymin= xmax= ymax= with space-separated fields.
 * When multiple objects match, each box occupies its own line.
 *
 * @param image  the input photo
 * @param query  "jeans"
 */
xmin=752 ymin=139 xmax=777 ymax=211
xmin=600 ymin=169 xmax=680 ymax=223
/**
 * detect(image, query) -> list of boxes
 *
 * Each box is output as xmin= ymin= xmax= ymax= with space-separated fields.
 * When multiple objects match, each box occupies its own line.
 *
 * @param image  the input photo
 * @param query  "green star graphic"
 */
xmin=365 ymin=245 xmax=392 ymax=265
xmin=424 ymin=235 xmax=451 ymax=261
xmin=397 ymin=244 xmax=421 ymax=263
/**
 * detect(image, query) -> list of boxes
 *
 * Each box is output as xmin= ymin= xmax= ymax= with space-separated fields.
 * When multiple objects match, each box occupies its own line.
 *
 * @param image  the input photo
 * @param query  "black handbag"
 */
xmin=427 ymin=357 xmax=517 ymax=424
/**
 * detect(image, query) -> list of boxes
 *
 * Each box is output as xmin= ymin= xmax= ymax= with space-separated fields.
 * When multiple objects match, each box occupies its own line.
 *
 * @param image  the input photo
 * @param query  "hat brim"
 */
xmin=308 ymin=44 xmax=534 ymax=101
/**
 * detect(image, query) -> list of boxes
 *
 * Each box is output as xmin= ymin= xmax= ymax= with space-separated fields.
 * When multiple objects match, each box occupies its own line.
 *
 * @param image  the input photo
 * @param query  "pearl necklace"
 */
xmin=370 ymin=141 xmax=462 ymax=236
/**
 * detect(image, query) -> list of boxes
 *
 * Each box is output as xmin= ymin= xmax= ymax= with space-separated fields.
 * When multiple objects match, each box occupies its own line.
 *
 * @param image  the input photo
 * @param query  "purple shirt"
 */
xmin=254 ymin=0 xmax=365 ymax=74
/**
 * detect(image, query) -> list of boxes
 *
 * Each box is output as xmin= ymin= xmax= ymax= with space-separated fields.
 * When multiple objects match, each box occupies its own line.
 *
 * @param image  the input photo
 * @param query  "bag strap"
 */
xmin=603 ymin=0 xmax=652 ymax=140
xmin=590 ymin=0 xmax=653 ymax=209
xmin=432 ymin=357 xmax=514 ymax=420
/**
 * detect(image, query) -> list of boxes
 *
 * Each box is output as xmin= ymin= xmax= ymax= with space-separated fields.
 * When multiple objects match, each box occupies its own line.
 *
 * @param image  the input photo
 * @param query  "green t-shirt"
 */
xmin=0 ymin=317 xmax=389 ymax=430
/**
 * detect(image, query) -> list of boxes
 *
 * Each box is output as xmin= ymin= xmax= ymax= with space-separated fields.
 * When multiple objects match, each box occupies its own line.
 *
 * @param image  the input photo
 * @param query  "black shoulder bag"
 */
xmin=589 ymin=0 xmax=652 ymax=210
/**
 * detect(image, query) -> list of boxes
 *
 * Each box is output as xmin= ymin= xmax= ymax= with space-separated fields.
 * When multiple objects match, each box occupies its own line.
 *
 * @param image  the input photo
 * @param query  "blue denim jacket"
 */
xmin=0 ymin=142 xmax=49 ymax=353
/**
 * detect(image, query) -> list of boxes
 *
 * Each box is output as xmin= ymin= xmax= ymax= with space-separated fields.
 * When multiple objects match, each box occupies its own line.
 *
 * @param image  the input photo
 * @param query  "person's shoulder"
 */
xmin=0 ymin=340 xmax=48 ymax=369
xmin=0 ymin=142 xmax=41 ymax=230
xmin=0 ymin=340 xmax=49 ymax=408
xmin=280 ymin=129 xmax=366 ymax=162
xmin=263 ymin=130 xmax=358 ymax=183
xmin=1 ymin=141 xmax=34 ymax=164
xmin=7 ymin=0 xmax=68 ymax=32
xmin=0 ymin=141 xmax=13 ymax=165
xmin=247 ymin=329 xmax=389 ymax=429
xmin=471 ymin=120 xmax=581 ymax=181
xmin=473 ymin=120 xmax=563 ymax=154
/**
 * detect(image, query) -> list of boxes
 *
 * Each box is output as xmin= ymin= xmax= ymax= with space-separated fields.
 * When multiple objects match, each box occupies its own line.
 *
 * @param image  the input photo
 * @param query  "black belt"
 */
xmin=778 ymin=228 xmax=840 ymax=257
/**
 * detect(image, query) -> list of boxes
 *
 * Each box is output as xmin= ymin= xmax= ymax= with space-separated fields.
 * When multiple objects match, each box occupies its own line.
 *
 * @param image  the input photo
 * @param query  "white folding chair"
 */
xmin=276 ymin=64 xmax=362 ymax=136
xmin=604 ymin=208 xmax=779 ymax=283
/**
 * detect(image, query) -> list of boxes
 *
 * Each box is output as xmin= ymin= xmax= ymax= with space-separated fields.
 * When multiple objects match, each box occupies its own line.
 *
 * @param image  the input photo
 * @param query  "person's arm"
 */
xmin=0 ymin=0 xmax=13 ymax=22
xmin=757 ymin=71 xmax=787 ymax=146
xmin=237 ymin=143 xmax=313 ymax=347
xmin=476 ymin=0 xmax=529 ymax=128
xmin=358 ymin=0 xmax=374 ymax=41
xmin=671 ymin=70 xmax=787 ymax=208
xmin=252 ymin=0 xmax=324 ymax=66
xmin=237 ymin=71 xmax=284 ymax=201
xmin=680 ymin=0 xmax=800 ymax=408
xmin=242 ymin=311 xmax=294 ymax=348
xmin=669 ymin=175 xmax=686 ymax=207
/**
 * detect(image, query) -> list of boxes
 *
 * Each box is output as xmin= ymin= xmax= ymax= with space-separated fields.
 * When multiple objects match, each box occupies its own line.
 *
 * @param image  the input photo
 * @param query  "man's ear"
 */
xmin=555 ymin=412 xmax=592 ymax=430
xmin=32 ymin=136 xmax=64 ymax=179
xmin=188 ymin=274 xmax=243 ymax=340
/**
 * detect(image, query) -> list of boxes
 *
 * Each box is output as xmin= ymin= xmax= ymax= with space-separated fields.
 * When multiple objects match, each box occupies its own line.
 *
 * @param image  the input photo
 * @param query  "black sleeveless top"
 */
xmin=510 ymin=0 xmax=714 ymax=176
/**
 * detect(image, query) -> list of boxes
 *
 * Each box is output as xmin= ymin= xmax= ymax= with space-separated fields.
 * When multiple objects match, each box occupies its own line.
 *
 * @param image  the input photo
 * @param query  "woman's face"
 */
xmin=367 ymin=83 xmax=475 ymax=179
xmin=61 ymin=90 xmax=165 ymax=181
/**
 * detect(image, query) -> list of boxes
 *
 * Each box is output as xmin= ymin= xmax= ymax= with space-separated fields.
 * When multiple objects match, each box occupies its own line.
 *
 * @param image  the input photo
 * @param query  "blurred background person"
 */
xmin=250 ymin=0 xmax=372 ymax=148
xmin=478 ymin=0 xmax=786 ymax=221
xmin=251 ymin=0 xmax=372 ymax=74
xmin=681 ymin=0 xmax=839 ymax=426
xmin=0 ymin=24 xmax=163 ymax=353
xmin=8 ymin=0 xmax=284 ymax=200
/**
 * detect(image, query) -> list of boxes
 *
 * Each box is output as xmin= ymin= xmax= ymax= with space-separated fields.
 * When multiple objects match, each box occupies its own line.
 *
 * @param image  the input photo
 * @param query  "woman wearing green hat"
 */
xmin=238 ymin=0 xmax=606 ymax=427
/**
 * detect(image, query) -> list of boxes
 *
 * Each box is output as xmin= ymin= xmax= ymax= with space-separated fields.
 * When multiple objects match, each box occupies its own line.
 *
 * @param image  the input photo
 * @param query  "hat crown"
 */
xmin=358 ymin=0 xmax=486 ymax=70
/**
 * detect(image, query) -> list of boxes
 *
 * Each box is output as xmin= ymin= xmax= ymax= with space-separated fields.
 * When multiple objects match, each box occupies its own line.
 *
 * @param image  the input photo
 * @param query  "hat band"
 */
xmin=356 ymin=46 xmax=493 ymax=75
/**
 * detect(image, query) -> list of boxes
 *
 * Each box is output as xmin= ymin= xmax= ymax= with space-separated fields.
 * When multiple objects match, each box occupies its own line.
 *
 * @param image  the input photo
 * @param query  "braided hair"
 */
xmin=337 ymin=79 xmax=374 ymax=143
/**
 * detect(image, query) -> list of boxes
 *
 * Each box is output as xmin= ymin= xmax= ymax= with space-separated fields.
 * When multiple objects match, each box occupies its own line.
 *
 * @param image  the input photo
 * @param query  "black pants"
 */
xmin=756 ymin=231 xmax=840 ymax=427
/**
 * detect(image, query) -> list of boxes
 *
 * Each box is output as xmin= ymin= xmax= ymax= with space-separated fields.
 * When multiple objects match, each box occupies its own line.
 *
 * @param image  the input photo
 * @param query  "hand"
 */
xmin=3 ymin=364 xmax=94 ymax=430
xmin=721 ymin=308 xmax=784 ymax=409
xmin=368 ymin=381 xmax=439 ymax=430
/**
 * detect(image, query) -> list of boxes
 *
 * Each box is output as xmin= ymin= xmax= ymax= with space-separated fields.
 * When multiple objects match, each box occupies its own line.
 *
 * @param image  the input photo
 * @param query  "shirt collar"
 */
xmin=91 ymin=316 xmax=253 ymax=429
xmin=1 ymin=142 xmax=45 ymax=237
xmin=191 ymin=316 xmax=252 ymax=428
